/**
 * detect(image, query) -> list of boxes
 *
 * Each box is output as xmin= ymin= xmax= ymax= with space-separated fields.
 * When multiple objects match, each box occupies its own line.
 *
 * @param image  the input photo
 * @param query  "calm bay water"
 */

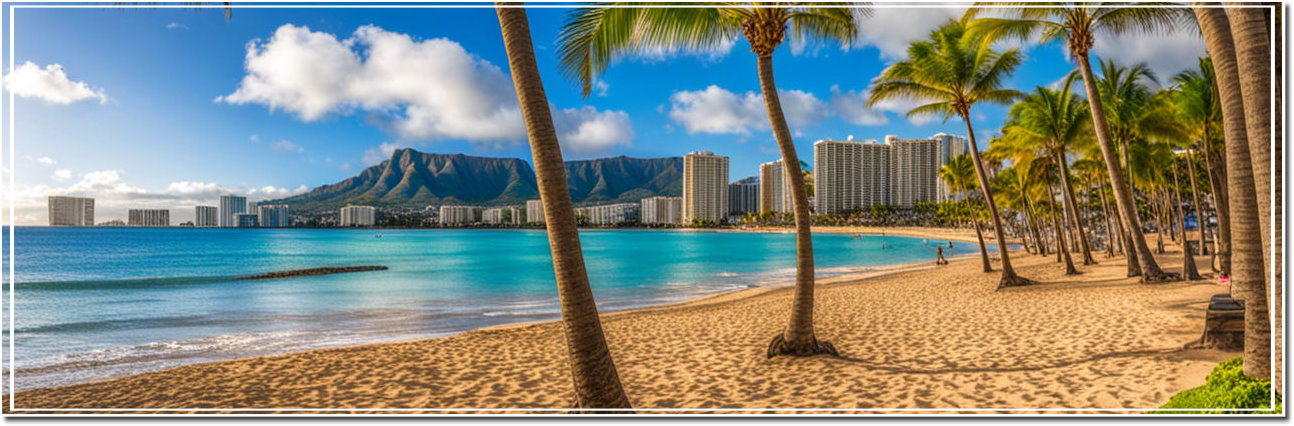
xmin=1 ymin=227 xmax=988 ymax=391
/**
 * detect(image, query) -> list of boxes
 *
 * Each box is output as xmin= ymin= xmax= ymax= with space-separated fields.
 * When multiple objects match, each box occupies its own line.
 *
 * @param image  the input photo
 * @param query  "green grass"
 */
xmin=1152 ymin=357 xmax=1282 ymax=414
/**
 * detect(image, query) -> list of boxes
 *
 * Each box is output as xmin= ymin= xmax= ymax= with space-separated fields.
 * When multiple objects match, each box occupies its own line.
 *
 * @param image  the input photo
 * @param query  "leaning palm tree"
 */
xmin=1170 ymin=58 xmax=1223 ymax=261
xmin=965 ymin=4 xmax=1187 ymax=283
xmin=869 ymin=19 xmax=1032 ymax=288
xmin=999 ymin=72 xmax=1098 ymax=266
xmin=1169 ymin=151 xmax=1203 ymax=280
xmin=1193 ymin=5 xmax=1270 ymax=381
xmin=556 ymin=4 xmax=866 ymax=357
xmin=941 ymin=154 xmax=993 ymax=272
xmin=495 ymin=5 xmax=630 ymax=409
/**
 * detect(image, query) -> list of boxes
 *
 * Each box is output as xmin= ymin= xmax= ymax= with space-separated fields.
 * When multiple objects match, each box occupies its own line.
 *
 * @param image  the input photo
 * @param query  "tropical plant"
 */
xmin=1171 ymin=57 xmax=1224 ymax=263
xmin=940 ymin=154 xmax=993 ymax=272
xmin=999 ymin=72 xmax=1098 ymax=266
xmin=1193 ymin=5 xmax=1270 ymax=382
xmin=868 ymin=19 xmax=1033 ymax=288
xmin=965 ymin=4 xmax=1187 ymax=282
xmin=495 ymin=6 xmax=630 ymax=409
xmin=556 ymin=4 xmax=866 ymax=357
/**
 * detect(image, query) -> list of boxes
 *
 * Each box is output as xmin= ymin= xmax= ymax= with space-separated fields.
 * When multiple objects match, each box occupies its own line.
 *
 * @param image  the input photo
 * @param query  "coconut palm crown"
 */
xmin=868 ymin=19 xmax=1032 ymax=288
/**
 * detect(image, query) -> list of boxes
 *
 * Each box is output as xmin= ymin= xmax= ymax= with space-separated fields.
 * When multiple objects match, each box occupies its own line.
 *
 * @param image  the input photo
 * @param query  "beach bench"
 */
xmin=1196 ymin=293 xmax=1245 ymax=350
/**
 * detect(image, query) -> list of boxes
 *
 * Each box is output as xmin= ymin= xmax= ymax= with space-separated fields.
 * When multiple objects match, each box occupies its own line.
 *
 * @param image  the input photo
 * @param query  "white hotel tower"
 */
xmin=682 ymin=151 xmax=729 ymax=223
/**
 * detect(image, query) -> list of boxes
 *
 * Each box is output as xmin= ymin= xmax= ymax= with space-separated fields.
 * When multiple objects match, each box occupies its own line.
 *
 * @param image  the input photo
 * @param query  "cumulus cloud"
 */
xmin=362 ymin=142 xmax=403 ymax=165
xmin=668 ymin=84 xmax=932 ymax=134
xmin=4 ymin=61 xmax=108 ymax=104
xmin=10 ymin=171 xmax=309 ymax=225
xmin=219 ymin=24 xmax=633 ymax=154
xmin=36 ymin=156 xmax=55 ymax=165
xmin=1091 ymin=27 xmax=1207 ymax=83
xmin=52 ymin=169 xmax=72 ymax=181
xmin=855 ymin=7 xmax=967 ymax=60
xmin=553 ymin=107 xmax=634 ymax=155
xmin=269 ymin=139 xmax=305 ymax=153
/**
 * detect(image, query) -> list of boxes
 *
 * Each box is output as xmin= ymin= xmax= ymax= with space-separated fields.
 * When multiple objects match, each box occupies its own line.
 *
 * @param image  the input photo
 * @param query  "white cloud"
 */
xmin=362 ymin=142 xmax=403 ymax=165
xmin=854 ymin=7 xmax=967 ymax=61
xmin=269 ymin=139 xmax=305 ymax=153
xmin=553 ymin=107 xmax=634 ymax=156
xmin=4 ymin=61 xmax=108 ymax=104
xmin=36 ymin=156 xmax=55 ymax=165
xmin=219 ymin=24 xmax=633 ymax=153
xmin=166 ymin=22 xmax=188 ymax=30
xmin=1091 ymin=27 xmax=1207 ymax=83
xmin=52 ymin=169 xmax=72 ymax=181
xmin=593 ymin=80 xmax=610 ymax=97
xmin=828 ymin=86 xmax=888 ymax=126
xmin=249 ymin=134 xmax=260 ymax=143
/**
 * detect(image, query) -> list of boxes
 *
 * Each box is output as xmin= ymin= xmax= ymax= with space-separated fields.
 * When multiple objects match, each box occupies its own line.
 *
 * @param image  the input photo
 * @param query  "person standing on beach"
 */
xmin=936 ymin=247 xmax=948 ymax=265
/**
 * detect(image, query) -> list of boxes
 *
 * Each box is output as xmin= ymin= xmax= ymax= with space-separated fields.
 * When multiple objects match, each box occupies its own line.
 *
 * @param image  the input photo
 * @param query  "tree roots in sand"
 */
xmin=766 ymin=333 xmax=838 ymax=358
xmin=996 ymin=273 xmax=1037 ymax=289
xmin=1141 ymin=270 xmax=1183 ymax=284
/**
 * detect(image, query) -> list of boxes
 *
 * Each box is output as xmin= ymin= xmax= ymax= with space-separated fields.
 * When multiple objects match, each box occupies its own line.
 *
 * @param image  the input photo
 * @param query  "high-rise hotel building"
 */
xmin=340 ymin=205 xmax=376 ymax=226
xmin=682 ymin=151 xmax=728 ymax=223
xmin=525 ymin=199 xmax=545 ymax=225
xmin=195 ymin=206 xmax=218 ymax=227
xmin=219 ymin=194 xmax=247 ymax=228
xmin=887 ymin=135 xmax=940 ymax=208
xmin=758 ymin=160 xmax=793 ymax=213
xmin=728 ymin=178 xmax=759 ymax=215
xmin=257 ymin=205 xmax=290 ymax=227
xmin=931 ymin=132 xmax=970 ymax=201
xmin=640 ymin=196 xmax=682 ymax=225
xmin=47 ymin=196 xmax=94 ymax=226
xmin=813 ymin=139 xmax=891 ymax=214
xmin=439 ymin=206 xmax=482 ymax=225
xmin=128 ymin=209 xmax=170 ymax=227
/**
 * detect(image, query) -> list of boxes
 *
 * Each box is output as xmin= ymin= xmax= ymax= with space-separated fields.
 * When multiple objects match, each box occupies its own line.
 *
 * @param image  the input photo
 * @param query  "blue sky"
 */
xmin=3 ymin=4 xmax=1207 ymax=224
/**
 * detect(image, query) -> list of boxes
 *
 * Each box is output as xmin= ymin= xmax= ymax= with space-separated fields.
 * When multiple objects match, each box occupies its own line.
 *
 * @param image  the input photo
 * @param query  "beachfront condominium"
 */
xmin=931 ymin=132 xmax=970 ymax=201
xmin=813 ymin=139 xmax=891 ymax=214
xmin=640 ymin=196 xmax=682 ymax=225
xmin=887 ymin=135 xmax=940 ymax=208
xmin=235 ymin=213 xmax=259 ymax=228
xmin=482 ymin=207 xmax=506 ymax=225
xmin=758 ymin=160 xmax=793 ymax=213
xmin=576 ymin=203 xmax=640 ymax=226
xmin=728 ymin=177 xmax=759 ymax=215
xmin=47 ymin=196 xmax=94 ymax=226
xmin=257 ymin=205 xmax=290 ymax=227
xmin=219 ymin=194 xmax=247 ymax=228
xmin=340 ymin=205 xmax=376 ymax=227
xmin=195 ymin=206 xmax=218 ymax=227
xmin=682 ymin=151 xmax=729 ymax=223
xmin=128 ymin=209 xmax=170 ymax=227
xmin=525 ymin=199 xmax=544 ymax=225
xmin=439 ymin=205 xmax=482 ymax=225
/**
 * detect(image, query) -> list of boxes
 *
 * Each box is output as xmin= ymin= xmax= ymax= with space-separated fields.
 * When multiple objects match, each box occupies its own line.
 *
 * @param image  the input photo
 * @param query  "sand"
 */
xmin=4 ymin=235 xmax=1236 ymax=414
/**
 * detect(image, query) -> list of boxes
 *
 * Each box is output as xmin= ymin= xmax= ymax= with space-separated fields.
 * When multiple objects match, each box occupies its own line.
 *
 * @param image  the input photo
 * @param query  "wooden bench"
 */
xmin=1197 ymin=293 xmax=1245 ymax=350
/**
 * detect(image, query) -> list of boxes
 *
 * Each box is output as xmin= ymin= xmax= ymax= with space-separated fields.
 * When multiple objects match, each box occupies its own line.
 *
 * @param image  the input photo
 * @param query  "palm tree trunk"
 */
xmin=1058 ymin=155 xmax=1096 ymax=265
xmin=962 ymin=118 xmax=1030 ymax=288
xmin=1188 ymin=148 xmax=1209 ymax=256
xmin=1172 ymin=160 xmax=1203 ymax=280
xmin=1074 ymin=53 xmax=1171 ymax=282
xmin=1153 ymin=186 xmax=1166 ymax=254
xmin=757 ymin=53 xmax=835 ymax=358
xmin=1121 ymin=139 xmax=1145 ymax=277
xmin=1048 ymin=180 xmax=1079 ymax=275
xmin=962 ymin=184 xmax=993 ymax=272
xmin=1202 ymin=136 xmax=1232 ymax=274
xmin=1097 ymin=176 xmax=1119 ymax=257
xmin=1026 ymin=196 xmax=1047 ymax=257
xmin=495 ymin=5 xmax=630 ymax=409
xmin=1195 ymin=4 xmax=1270 ymax=380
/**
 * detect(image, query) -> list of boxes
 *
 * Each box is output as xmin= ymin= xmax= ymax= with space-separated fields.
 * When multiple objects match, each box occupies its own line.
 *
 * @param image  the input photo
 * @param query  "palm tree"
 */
xmin=556 ymin=4 xmax=865 ymax=357
xmin=1193 ymin=4 xmax=1270 ymax=381
xmin=999 ymin=73 xmax=1098 ymax=266
xmin=1170 ymin=58 xmax=1222 ymax=260
xmin=495 ymin=5 xmax=630 ymax=409
xmin=965 ymin=4 xmax=1186 ymax=283
xmin=1072 ymin=158 xmax=1117 ymax=257
xmin=1170 ymin=152 xmax=1203 ymax=280
xmin=941 ymin=154 xmax=993 ymax=272
xmin=1227 ymin=6 xmax=1273 ymax=290
xmin=868 ymin=19 xmax=1033 ymax=288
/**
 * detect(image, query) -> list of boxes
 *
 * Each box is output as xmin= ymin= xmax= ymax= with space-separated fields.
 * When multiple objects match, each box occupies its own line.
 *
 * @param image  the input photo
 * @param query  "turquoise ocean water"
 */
xmin=1 ymin=227 xmax=990 ymax=391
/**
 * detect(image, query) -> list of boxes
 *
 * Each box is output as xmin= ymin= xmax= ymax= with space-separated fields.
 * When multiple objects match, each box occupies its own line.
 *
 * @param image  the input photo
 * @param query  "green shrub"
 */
xmin=1152 ymin=357 xmax=1282 ymax=414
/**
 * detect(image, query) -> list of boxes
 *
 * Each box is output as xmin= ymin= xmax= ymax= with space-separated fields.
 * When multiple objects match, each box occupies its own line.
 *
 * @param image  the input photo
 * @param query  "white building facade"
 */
xmin=47 ymin=196 xmax=94 ymax=226
xmin=640 ymin=196 xmax=682 ymax=225
xmin=682 ymin=151 xmax=729 ymax=223
xmin=340 ymin=205 xmax=376 ymax=226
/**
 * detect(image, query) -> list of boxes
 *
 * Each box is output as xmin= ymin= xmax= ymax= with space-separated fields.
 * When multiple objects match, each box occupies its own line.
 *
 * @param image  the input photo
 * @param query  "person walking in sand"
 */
xmin=936 ymin=247 xmax=948 ymax=265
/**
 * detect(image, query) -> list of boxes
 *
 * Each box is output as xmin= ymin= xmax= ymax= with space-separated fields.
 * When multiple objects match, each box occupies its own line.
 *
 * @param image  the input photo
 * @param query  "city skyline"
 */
xmin=3 ymin=6 xmax=1207 ymax=226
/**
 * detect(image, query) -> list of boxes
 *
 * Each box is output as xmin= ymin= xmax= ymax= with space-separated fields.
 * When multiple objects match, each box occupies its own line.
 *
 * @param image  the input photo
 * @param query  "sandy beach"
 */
xmin=5 ymin=232 xmax=1235 ymax=414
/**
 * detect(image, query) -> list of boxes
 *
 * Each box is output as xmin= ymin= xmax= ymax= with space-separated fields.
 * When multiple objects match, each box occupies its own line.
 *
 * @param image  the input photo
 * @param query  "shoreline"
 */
xmin=7 ymin=236 xmax=1230 ymax=413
